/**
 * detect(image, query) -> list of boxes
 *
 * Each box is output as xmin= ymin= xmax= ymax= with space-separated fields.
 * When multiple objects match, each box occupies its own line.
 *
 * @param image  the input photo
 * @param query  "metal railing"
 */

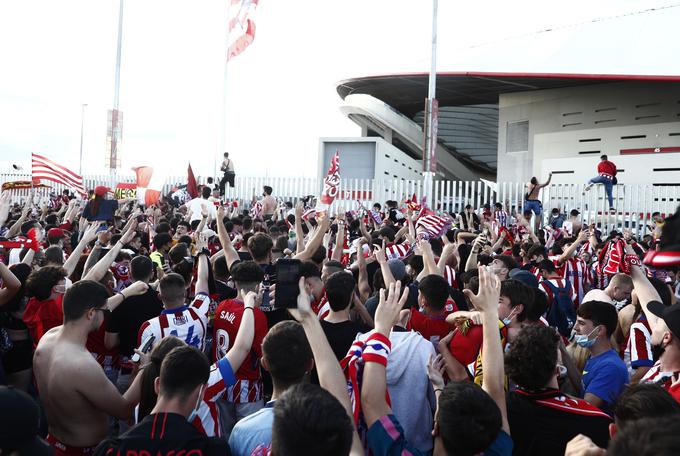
xmin=2 ymin=173 xmax=678 ymax=236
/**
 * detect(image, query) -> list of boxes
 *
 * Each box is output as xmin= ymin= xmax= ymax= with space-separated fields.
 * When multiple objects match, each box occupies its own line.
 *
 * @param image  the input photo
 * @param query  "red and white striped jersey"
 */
xmin=139 ymin=292 xmax=211 ymax=351
xmin=444 ymin=265 xmax=459 ymax=289
xmin=312 ymin=292 xmax=331 ymax=321
xmin=562 ymin=257 xmax=592 ymax=306
xmin=192 ymin=357 xmax=237 ymax=437
xmin=539 ymin=278 xmax=576 ymax=307
xmin=624 ymin=316 xmax=654 ymax=376
xmin=640 ymin=361 xmax=680 ymax=391
xmin=494 ymin=210 xmax=509 ymax=228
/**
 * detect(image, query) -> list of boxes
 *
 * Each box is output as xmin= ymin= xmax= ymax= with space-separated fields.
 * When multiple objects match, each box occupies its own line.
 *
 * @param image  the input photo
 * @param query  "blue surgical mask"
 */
xmin=573 ymin=326 xmax=600 ymax=348
xmin=502 ymin=308 xmax=517 ymax=326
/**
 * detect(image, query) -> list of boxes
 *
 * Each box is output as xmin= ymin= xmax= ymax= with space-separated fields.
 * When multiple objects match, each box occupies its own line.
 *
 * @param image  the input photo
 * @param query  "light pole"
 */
xmin=79 ymin=103 xmax=87 ymax=175
xmin=422 ymin=0 xmax=439 ymax=209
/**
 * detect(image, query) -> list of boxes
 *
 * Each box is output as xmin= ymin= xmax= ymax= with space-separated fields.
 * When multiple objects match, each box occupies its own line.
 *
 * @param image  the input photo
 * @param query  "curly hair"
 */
xmin=505 ymin=324 xmax=559 ymax=390
xmin=25 ymin=266 xmax=68 ymax=300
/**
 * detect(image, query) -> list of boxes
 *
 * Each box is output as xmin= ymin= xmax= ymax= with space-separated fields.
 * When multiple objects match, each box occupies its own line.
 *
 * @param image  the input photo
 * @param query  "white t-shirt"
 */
xmin=186 ymin=197 xmax=217 ymax=222
xmin=582 ymin=288 xmax=614 ymax=305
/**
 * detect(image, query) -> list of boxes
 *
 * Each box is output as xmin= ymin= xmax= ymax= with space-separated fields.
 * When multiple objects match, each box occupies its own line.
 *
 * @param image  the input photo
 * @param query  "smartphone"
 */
xmin=132 ymin=334 xmax=156 ymax=363
xmin=275 ymin=259 xmax=302 ymax=309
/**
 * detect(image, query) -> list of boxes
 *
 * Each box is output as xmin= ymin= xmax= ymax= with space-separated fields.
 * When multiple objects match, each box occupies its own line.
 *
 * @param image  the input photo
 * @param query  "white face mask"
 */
xmin=187 ymin=385 xmax=204 ymax=423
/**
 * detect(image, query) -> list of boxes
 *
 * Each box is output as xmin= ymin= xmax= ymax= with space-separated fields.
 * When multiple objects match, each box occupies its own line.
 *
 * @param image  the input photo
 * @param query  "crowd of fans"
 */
xmin=0 ymin=180 xmax=679 ymax=455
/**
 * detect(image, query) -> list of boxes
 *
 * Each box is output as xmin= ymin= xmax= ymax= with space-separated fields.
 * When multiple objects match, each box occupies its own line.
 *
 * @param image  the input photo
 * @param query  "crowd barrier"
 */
xmin=2 ymin=173 xmax=678 ymax=237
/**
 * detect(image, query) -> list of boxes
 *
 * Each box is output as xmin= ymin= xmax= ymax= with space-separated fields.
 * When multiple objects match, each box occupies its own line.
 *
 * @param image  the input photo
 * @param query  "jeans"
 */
xmin=589 ymin=175 xmax=614 ymax=207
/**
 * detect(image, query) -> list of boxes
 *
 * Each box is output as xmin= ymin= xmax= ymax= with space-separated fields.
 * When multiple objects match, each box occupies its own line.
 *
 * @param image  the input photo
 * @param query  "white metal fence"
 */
xmin=2 ymin=173 xmax=679 ymax=236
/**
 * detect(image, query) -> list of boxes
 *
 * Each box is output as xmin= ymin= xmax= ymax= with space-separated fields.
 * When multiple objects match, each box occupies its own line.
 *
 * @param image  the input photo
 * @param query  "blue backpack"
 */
xmin=543 ymin=279 xmax=576 ymax=338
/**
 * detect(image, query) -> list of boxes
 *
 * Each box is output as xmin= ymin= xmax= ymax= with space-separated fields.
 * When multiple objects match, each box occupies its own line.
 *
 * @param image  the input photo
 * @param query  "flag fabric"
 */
xmin=315 ymin=151 xmax=340 ymax=214
xmin=133 ymin=166 xmax=166 ymax=207
xmin=31 ymin=153 xmax=86 ymax=195
xmin=228 ymin=0 xmax=259 ymax=60
xmin=250 ymin=200 xmax=263 ymax=219
xmin=187 ymin=163 xmax=199 ymax=198
xmin=416 ymin=214 xmax=452 ymax=241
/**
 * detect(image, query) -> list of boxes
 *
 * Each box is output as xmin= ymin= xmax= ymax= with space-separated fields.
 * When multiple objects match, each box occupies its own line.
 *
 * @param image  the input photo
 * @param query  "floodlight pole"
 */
xmin=422 ymin=0 xmax=438 ymax=209
xmin=79 ymin=103 xmax=87 ymax=175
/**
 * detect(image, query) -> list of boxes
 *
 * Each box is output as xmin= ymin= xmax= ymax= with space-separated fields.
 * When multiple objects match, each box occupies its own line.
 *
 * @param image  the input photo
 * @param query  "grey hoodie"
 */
xmin=386 ymin=330 xmax=436 ymax=453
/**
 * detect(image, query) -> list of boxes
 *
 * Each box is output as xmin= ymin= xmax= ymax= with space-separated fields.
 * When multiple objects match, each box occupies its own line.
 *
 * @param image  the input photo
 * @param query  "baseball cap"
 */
xmin=570 ymin=209 xmax=580 ymax=216
xmin=648 ymin=301 xmax=680 ymax=339
xmin=94 ymin=185 xmax=110 ymax=197
xmin=508 ymin=268 xmax=539 ymax=289
xmin=387 ymin=259 xmax=407 ymax=281
xmin=0 ymin=386 xmax=52 ymax=455
xmin=47 ymin=228 xmax=66 ymax=239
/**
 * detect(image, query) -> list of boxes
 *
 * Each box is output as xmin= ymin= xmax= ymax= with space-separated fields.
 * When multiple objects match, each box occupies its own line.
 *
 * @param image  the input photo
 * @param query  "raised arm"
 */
xmin=0 ymin=191 xmax=10 ymax=228
xmin=375 ymin=241 xmax=396 ymax=287
xmin=6 ymin=193 xmax=34 ymax=238
xmin=359 ymin=216 xmax=372 ymax=244
xmin=294 ymin=202 xmax=305 ymax=255
xmin=361 ymin=281 xmax=410 ymax=427
xmin=356 ymin=239 xmax=372 ymax=302
xmin=331 ymin=217 xmax=346 ymax=262
xmin=464 ymin=266 xmax=509 ymax=434
xmin=290 ymin=276 xmax=364 ymax=454
xmin=194 ymin=234 xmax=210 ymax=296
xmin=465 ymin=235 xmax=484 ymax=272
xmin=418 ymin=239 xmax=441 ymax=277
xmin=556 ymin=229 xmax=589 ymax=266
xmin=82 ymin=220 xmax=138 ymax=282
xmin=293 ymin=215 xmax=331 ymax=261
xmin=0 ymin=263 xmax=21 ymax=307
xmin=540 ymin=173 xmax=553 ymax=188
xmin=63 ymin=222 xmax=103 ymax=277
xmin=626 ymin=244 xmax=662 ymax=329
xmin=215 ymin=205 xmax=240 ymax=270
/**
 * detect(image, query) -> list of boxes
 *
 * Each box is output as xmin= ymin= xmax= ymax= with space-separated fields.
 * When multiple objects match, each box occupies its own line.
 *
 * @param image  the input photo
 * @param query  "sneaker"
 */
xmin=583 ymin=183 xmax=593 ymax=193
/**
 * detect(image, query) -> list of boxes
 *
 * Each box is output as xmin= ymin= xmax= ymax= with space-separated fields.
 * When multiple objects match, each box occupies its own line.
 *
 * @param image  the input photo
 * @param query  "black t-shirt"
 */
xmin=507 ymin=388 xmax=611 ymax=456
xmin=320 ymin=319 xmax=371 ymax=361
xmin=94 ymin=412 xmax=229 ymax=455
xmin=106 ymin=288 xmax=163 ymax=357
xmin=215 ymin=279 xmax=238 ymax=301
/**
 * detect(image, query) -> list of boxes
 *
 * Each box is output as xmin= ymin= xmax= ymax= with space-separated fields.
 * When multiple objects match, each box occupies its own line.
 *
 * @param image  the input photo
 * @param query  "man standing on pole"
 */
xmin=219 ymin=152 xmax=236 ymax=196
xmin=583 ymin=154 xmax=617 ymax=212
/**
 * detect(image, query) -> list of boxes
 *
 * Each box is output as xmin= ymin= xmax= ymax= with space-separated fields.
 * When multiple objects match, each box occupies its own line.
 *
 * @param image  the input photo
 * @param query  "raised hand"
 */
xmin=463 ymin=265 xmax=501 ymax=315
xmin=242 ymin=289 xmax=259 ymax=309
xmin=375 ymin=240 xmax=388 ymax=265
xmin=82 ymin=221 xmax=103 ymax=243
xmin=427 ymin=354 xmax=446 ymax=391
xmin=119 ymin=219 xmax=139 ymax=245
xmin=374 ymin=281 xmax=409 ymax=336
xmin=288 ymin=277 xmax=315 ymax=322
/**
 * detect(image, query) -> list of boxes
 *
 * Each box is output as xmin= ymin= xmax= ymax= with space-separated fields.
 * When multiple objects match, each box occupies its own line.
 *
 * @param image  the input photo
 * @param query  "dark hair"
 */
xmin=25 ymin=266 xmax=67 ymax=300
xmin=247 ymin=233 xmax=273 ymax=262
xmin=201 ymin=186 xmax=211 ymax=199
xmin=378 ymin=226 xmax=396 ymax=242
xmin=527 ymin=244 xmax=547 ymax=261
xmin=418 ymin=274 xmax=450 ymax=311
xmin=530 ymin=177 xmax=538 ymax=185
xmin=408 ymin=255 xmax=424 ymax=275
xmin=262 ymin=321 xmax=312 ymax=386
xmin=130 ymin=255 xmax=154 ymax=281
xmin=526 ymin=289 xmax=548 ymax=322
xmin=325 ymin=272 xmax=355 ymax=312
xmin=213 ymin=255 xmax=228 ymax=278
xmin=438 ymin=381 xmax=502 ymax=456
xmin=263 ymin=186 xmax=273 ymax=196
xmin=500 ymin=279 xmax=535 ymax=322
xmin=608 ymin=416 xmax=680 ymax=456
xmin=138 ymin=336 xmax=186 ymax=420
xmin=613 ymin=383 xmax=680 ymax=432
xmin=169 ymin=243 xmax=190 ymax=265
xmin=44 ymin=245 xmax=64 ymax=265
xmin=577 ymin=300 xmax=619 ymax=337
xmin=494 ymin=254 xmax=518 ymax=271
xmin=601 ymin=154 xmax=608 ymax=160
xmin=323 ymin=260 xmax=345 ymax=274
xmin=63 ymin=280 xmax=110 ymax=322
xmin=271 ymin=383 xmax=353 ymax=456
xmin=231 ymin=261 xmax=264 ymax=290
xmin=311 ymin=246 xmax=327 ymax=265
xmin=158 ymin=345 xmax=210 ymax=400
xmin=299 ymin=261 xmax=321 ymax=279
xmin=4 ymin=264 xmax=32 ymax=313
xmin=155 ymin=222 xmax=171 ymax=234
xmin=159 ymin=273 xmax=187 ymax=304
xmin=505 ymin=324 xmax=559 ymax=390
xmin=153 ymin=233 xmax=173 ymax=251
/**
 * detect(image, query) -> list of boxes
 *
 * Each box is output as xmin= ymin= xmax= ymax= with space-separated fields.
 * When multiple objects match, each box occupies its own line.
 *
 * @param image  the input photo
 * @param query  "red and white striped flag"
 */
xmin=416 ymin=214 xmax=452 ymax=241
xmin=31 ymin=153 xmax=86 ymax=195
xmin=134 ymin=166 xmax=167 ymax=207
xmin=228 ymin=0 xmax=259 ymax=60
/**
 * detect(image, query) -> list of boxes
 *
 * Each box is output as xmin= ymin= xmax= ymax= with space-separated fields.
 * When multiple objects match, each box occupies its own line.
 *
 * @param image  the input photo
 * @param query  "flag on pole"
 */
xmin=31 ymin=153 xmax=86 ymax=195
xmin=315 ymin=150 xmax=340 ymax=215
xmin=228 ymin=0 xmax=260 ymax=59
xmin=133 ymin=166 xmax=167 ymax=207
xmin=187 ymin=163 xmax=199 ymax=198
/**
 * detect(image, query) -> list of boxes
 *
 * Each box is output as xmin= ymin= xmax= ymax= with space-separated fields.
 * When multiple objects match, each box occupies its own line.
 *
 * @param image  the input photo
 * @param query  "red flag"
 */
xmin=228 ymin=0 xmax=259 ymax=59
xmin=187 ymin=163 xmax=199 ymax=198
xmin=315 ymin=151 xmax=340 ymax=214
xmin=133 ymin=166 xmax=166 ymax=207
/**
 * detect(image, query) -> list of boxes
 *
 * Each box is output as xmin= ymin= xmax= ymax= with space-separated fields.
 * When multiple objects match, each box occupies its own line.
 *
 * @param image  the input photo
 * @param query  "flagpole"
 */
xmin=422 ymin=0 xmax=438 ymax=209
xmin=218 ymin=0 xmax=233 ymax=193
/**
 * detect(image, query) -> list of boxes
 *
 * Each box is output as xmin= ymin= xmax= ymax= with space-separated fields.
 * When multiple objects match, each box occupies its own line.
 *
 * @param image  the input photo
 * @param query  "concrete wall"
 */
xmin=497 ymin=81 xmax=680 ymax=183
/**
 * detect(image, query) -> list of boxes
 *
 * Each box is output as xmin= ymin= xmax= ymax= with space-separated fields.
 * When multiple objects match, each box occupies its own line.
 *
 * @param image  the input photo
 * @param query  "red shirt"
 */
xmin=409 ymin=309 xmax=454 ymax=345
xmin=23 ymin=295 xmax=64 ymax=347
xmin=86 ymin=320 xmax=120 ymax=371
xmin=448 ymin=324 xmax=484 ymax=366
xmin=212 ymin=299 xmax=268 ymax=403
xmin=597 ymin=160 xmax=617 ymax=177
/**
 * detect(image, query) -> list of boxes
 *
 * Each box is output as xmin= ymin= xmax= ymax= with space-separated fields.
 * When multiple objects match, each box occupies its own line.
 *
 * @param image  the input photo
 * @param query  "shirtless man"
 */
xmin=261 ymin=185 xmax=277 ymax=219
xmin=524 ymin=172 xmax=552 ymax=232
xmin=34 ymin=280 xmax=144 ymax=455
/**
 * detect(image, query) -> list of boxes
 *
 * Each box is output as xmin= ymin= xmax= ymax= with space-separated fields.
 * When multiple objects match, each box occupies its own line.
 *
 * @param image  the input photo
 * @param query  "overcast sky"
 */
xmin=0 ymin=0 xmax=676 ymax=179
